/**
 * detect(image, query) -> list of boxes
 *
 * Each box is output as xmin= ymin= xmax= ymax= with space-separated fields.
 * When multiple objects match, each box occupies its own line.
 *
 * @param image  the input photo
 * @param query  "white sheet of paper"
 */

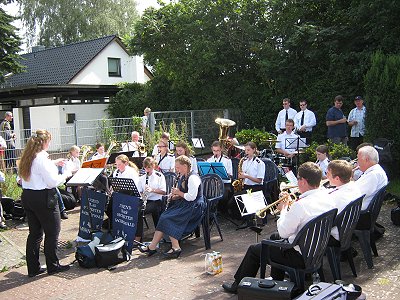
xmin=241 ymin=191 xmax=266 ymax=215
xmin=67 ymin=168 xmax=104 ymax=185
xmin=285 ymin=170 xmax=298 ymax=186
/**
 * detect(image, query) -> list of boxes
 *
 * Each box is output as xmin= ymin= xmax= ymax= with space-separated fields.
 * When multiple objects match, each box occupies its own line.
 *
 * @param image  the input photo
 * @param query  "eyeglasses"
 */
xmin=299 ymin=104 xmax=306 ymax=107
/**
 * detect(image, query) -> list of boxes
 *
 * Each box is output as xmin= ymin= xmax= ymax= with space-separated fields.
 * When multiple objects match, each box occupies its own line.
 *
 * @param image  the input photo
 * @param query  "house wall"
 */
xmin=70 ymin=41 xmax=145 ymax=85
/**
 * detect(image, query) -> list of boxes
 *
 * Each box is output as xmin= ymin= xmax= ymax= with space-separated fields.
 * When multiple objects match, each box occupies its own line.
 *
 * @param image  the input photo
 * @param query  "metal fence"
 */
xmin=1 ymin=108 xmax=240 ymax=173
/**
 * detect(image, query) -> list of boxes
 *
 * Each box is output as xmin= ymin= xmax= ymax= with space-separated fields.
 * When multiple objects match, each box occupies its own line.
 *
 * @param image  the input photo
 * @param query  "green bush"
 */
xmin=1 ymin=173 xmax=22 ymax=200
xmin=235 ymin=129 xmax=277 ymax=149
xmin=302 ymin=141 xmax=355 ymax=163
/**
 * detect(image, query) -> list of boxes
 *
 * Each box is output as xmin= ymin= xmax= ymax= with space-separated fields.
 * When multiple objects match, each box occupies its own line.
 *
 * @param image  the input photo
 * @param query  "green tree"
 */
xmin=17 ymin=0 xmax=139 ymax=47
xmin=0 ymin=1 xmax=23 ymax=82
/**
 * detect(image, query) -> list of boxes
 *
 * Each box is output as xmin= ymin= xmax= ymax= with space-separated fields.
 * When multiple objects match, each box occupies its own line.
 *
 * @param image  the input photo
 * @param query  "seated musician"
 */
xmin=175 ymin=141 xmax=198 ymax=174
xmin=222 ymin=162 xmax=335 ymax=294
xmin=155 ymin=139 xmax=175 ymax=173
xmin=206 ymin=141 xmax=233 ymax=179
xmin=324 ymin=160 xmax=362 ymax=245
xmin=135 ymin=157 xmax=166 ymax=242
xmin=66 ymin=145 xmax=81 ymax=175
xmin=138 ymin=155 xmax=205 ymax=259
xmin=275 ymin=119 xmax=300 ymax=160
xmin=122 ymin=131 xmax=146 ymax=157
xmin=90 ymin=143 xmax=106 ymax=160
xmin=152 ymin=132 xmax=174 ymax=157
xmin=353 ymin=145 xmax=388 ymax=229
xmin=315 ymin=145 xmax=330 ymax=179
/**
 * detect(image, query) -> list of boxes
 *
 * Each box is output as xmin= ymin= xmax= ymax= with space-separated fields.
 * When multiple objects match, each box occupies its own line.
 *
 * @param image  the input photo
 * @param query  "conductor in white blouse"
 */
xmin=19 ymin=129 xmax=72 ymax=277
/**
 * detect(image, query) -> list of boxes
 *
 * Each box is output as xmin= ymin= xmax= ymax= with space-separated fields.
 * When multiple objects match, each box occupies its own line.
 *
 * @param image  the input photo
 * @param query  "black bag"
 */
xmin=12 ymin=200 xmax=26 ymax=219
xmin=59 ymin=188 xmax=77 ymax=210
xmin=391 ymin=206 xmax=400 ymax=226
xmin=94 ymin=237 xmax=130 ymax=268
xmin=238 ymin=277 xmax=298 ymax=300
xmin=75 ymin=244 xmax=97 ymax=268
xmin=373 ymin=138 xmax=393 ymax=163
xmin=47 ymin=188 xmax=58 ymax=209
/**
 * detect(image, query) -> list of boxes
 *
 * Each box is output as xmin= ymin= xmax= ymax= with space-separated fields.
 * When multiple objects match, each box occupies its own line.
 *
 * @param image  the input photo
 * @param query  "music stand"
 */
xmin=284 ymin=136 xmax=308 ymax=173
xmin=66 ymin=168 xmax=104 ymax=186
xmin=198 ymin=162 xmax=230 ymax=181
xmin=192 ymin=137 xmax=205 ymax=155
xmin=109 ymin=177 xmax=140 ymax=197
xmin=130 ymin=157 xmax=145 ymax=169
xmin=107 ymin=151 xmax=135 ymax=164
xmin=121 ymin=142 xmax=137 ymax=152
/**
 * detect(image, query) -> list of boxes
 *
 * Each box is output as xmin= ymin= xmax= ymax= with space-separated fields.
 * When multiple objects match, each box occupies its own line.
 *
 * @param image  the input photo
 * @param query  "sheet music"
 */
xmin=67 ymin=168 xmax=104 ymax=186
xmin=285 ymin=170 xmax=298 ymax=186
xmin=240 ymin=191 xmax=266 ymax=215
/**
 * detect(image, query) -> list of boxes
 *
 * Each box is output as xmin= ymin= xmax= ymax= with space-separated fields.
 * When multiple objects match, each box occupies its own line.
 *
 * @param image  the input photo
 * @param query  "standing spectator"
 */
xmin=19 ymin=129 xmax=72 ymax=277
xmin=0 ymin=112 xmax=17 ymax=172
xmin=275 ymin=98 xmax=297 ymax=134
xmin=326 ymin=95 xmax=347 ymax=145
xmin=348 ymin=96 xmax=366 ymax=150
xmin=294 ymin=100 xmax=317 ymax=144
xmin=141 ymin=107 xmax=152 ymax=132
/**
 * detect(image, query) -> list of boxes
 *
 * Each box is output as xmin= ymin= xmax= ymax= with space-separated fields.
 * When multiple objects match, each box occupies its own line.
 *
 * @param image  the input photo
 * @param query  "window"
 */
xmin=108 ymin=57 xmax=121 ymax=77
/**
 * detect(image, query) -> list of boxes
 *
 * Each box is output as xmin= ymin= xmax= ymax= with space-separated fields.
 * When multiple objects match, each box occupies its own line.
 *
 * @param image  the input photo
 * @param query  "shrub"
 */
xmin=235 ymin=129 xmax=277 ymax=149
xmin=302 ymin=141 xmax=355 ymax=163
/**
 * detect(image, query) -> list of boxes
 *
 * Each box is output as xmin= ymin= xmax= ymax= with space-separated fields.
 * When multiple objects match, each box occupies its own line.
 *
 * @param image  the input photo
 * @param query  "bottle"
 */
xmin=205 ymin=253 xmax=214 ymax=275
xmin=216 ymin=252 xmax=223 ymax=274
xmin=312 ymin=272 xmax=321 ymax=284
xmin=212 ymin=252 xmax=219 ymax=275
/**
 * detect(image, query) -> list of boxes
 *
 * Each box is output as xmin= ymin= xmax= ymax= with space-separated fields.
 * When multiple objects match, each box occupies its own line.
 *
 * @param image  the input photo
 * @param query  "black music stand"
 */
xmin=284 ymin=136 xmax=308 ymax=173
xmin=109 ymin=177 xmax=140 ymax=197
xmin=107 ymin=151 xmax=135 ymax=164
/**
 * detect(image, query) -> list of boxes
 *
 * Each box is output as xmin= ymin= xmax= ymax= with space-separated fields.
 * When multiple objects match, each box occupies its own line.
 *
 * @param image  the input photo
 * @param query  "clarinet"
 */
xmin=142 ymin=173 xmax=150 ymax=210
xmin=166 ymin=173 xmax=180 ymax=210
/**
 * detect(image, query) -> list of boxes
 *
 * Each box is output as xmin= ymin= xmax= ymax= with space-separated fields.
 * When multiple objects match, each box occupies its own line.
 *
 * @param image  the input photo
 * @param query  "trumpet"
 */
xmin=256 ymin=192 xmax=297 ymax=219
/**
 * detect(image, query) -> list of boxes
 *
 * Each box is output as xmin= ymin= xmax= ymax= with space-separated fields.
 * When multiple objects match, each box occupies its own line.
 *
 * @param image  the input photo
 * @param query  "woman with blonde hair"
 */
xmin=138 ymin=155 xmax=205 ymax=258
xmin=175 ymin=141 xmax=198 ymax=174
xmin=19 ymin=129 xmax=72 ymax=277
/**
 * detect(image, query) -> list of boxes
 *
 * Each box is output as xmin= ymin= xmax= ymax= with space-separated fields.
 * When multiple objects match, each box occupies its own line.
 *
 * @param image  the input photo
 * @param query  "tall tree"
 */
xmin=17 ymin=0 xmax=139 ymax=47
xmin=0 ymin=1 xmax=23 ymax=82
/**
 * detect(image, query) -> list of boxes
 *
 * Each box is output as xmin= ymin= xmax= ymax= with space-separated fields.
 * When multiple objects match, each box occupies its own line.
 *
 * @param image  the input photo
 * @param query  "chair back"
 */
xmin=201 ymin=174 xmax=224 ymax=202
xmin=366 ymin=185 xmax=387 ymax=226
xmin=163 ymin=172 xmax=177 ymax=195
xmin=335 ymin=195 xmax=364 ymax=250
xmin=231 ymin=157 xmax=240 ymax=180
xmin=293 ymin=208 xmax=338 ymax=270
xmin=260 ymin=158 xmax=279 ymax=183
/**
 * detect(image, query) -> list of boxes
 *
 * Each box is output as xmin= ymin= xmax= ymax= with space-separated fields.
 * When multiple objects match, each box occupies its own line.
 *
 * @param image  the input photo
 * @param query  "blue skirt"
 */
xmin=157 ymin=197 xmax=205 ymax=240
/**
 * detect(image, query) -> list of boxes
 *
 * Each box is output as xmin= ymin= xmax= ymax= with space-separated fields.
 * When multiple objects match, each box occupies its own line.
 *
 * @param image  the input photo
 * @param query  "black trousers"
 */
xmin=234 ymin=233 xmax=304 ymax=282
xmin=136 ymin=200 xmax=162 ymax=239
xmin=21 ymin=189 xmax=61 ymax=274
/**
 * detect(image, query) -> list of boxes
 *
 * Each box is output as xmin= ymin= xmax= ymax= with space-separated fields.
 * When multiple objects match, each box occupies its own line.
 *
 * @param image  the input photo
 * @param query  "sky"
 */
xmin=2 ymin=0 xmax=169 ymax=52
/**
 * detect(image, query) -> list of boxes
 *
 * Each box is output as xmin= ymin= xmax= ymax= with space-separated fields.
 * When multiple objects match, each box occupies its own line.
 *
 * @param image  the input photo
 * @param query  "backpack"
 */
xmin=373 ymin=138 xmax=393 ymax=164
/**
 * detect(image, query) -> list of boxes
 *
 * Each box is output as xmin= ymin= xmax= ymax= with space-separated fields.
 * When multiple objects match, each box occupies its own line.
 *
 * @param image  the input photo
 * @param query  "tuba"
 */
xmin=215 ymin=118 xmax=236 ymax=155
xmin=232 ymin=156 xmax=246 ymax=192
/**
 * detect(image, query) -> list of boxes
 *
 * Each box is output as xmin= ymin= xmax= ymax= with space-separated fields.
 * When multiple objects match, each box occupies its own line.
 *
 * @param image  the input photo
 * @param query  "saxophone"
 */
xmin=232 ymin=156 xmax=246 ymax=192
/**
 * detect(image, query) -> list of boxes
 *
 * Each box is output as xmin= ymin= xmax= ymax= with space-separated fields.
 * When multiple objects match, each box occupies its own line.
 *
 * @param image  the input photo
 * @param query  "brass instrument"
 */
xmin=80 ymin=145 xmax=93 ymax=163
xmin=138 ymin=142 xmax=146 ymax=156
xmin=106 ymin=140 xmax=117 ymax=157
xmin=256 ymin=192 xmax=297 ymax=219
xmin=215 ymin=118 xmax=236 ymax=155
xmin=166 ymin=173 xmax=180 ymax=210
xmin=232 ymin=156 xmax=246 ymax=192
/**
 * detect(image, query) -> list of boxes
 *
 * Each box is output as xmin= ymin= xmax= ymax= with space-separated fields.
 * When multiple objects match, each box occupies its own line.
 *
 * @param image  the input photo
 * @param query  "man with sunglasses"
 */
xmin=294 ymin=100 xmax=316 ymax=145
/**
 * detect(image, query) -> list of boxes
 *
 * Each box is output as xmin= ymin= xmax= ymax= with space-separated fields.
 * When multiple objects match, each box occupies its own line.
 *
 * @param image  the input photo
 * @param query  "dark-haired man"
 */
xmin=222 ymin=162 xmax=335 ymax=294
xmin=275 ymin=98 xmax=297 ymax=134
xmin=326 ymin=95 xmax=347 ymax=145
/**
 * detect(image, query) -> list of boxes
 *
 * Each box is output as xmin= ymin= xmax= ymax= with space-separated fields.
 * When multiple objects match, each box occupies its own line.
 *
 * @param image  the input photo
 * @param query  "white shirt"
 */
xmin=348 ymin=106 xmax=366 ymax=137
xmin=0 ymin=136 xmax=6 ymax=148
xmin=22 ymin=151 xmax=69 ymax=190
xmin=155 ymin=153 xmax=175 ymax=173
xmin=189 ymin=156 xmax=198 ymax=174
xmin=275 ymin=108 xmax=297 ymax=132
xmin=325 ymin=182 xmax=362 ymax=240
xmin=66 ymin=156 xmax=81 ymax=174
xmin=112 ymin=165 xmax=139 ymax=187
xmin=276 ymin=131 xmax=300 ymax=154
xmin=151 ymin=141 xmax=175 ymax=156
xmin=294 ymin=109 xmax=317 ymax=132
xmin=277 ymin=188 xmax=336 ymax=253
xmin=138 ymin=171 xmax=166 ymax=201
xmin=182 ymin=174 xmax=201 ymax=201
xmin=354 ymin=164 xmax=388 ymax=210
xmin=91 ymin=152 xmax=106 ymax=160
xmin=207 ymin=155 xmax=233 ymax=177
xmin=242 ymin=156 xmax=265 ymax=185
xmin=316 ymin=158 xmax=330 ymax=177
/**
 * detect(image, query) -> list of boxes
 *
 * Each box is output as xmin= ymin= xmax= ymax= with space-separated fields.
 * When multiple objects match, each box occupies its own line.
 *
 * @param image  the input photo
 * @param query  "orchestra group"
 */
xmin=10 ymin=98 xmax=388 ymax=296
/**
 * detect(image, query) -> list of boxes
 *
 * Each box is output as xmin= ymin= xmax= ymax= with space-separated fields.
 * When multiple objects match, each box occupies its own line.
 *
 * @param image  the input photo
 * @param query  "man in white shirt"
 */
xmin=348 ymin=96 xmax=366 ymax=150
xmin=276 ymin=119 xmax=300 ymax=159
xmin=222 ymin=162 xmax=335 ymax=293
xmin=294 ymin=100 xmax=316 ymax=144
xmin=354 ymin=146 xmax=388 ymax=228
xmin=275 ymin=98 xmax=297 ymax=134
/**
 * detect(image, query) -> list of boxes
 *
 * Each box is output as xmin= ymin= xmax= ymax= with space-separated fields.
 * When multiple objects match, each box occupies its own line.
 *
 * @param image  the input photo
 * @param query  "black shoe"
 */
xmin=236 ymin=221 xmax=250 ymax=230
xmin=138 ymin=245 xmax=157 ymax=256
xmin=222 ymin=281 xmax=238 ymax=294
xmin=0 ymin=223 xmax=7 ymax=230
xmin=48 ymin=264 xmax=70 ymax=275
xmin=28 ymin=267 xmax=46 ymax=277
xmin=162 ymin=248 xmax=182 ymax=259
xmin=61 ymin=211 xmax=69 ymax=220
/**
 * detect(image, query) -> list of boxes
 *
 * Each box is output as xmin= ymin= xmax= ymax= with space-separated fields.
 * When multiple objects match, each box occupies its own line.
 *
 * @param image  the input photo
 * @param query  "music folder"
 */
xmin=197 ymin=161 xmax=229 ymax=180
xmin=81 ymin=157 xmax=107 ymax=169
xmin=66 ymin=168 xmax=104 ymax=186
xmin=234 ymin=191 xmax=267 ymax=216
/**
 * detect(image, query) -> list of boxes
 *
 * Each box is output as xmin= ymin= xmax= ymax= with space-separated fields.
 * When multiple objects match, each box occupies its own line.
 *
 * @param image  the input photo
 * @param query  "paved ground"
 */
xmin=0 ymin=201 xmax=399 ymax=300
